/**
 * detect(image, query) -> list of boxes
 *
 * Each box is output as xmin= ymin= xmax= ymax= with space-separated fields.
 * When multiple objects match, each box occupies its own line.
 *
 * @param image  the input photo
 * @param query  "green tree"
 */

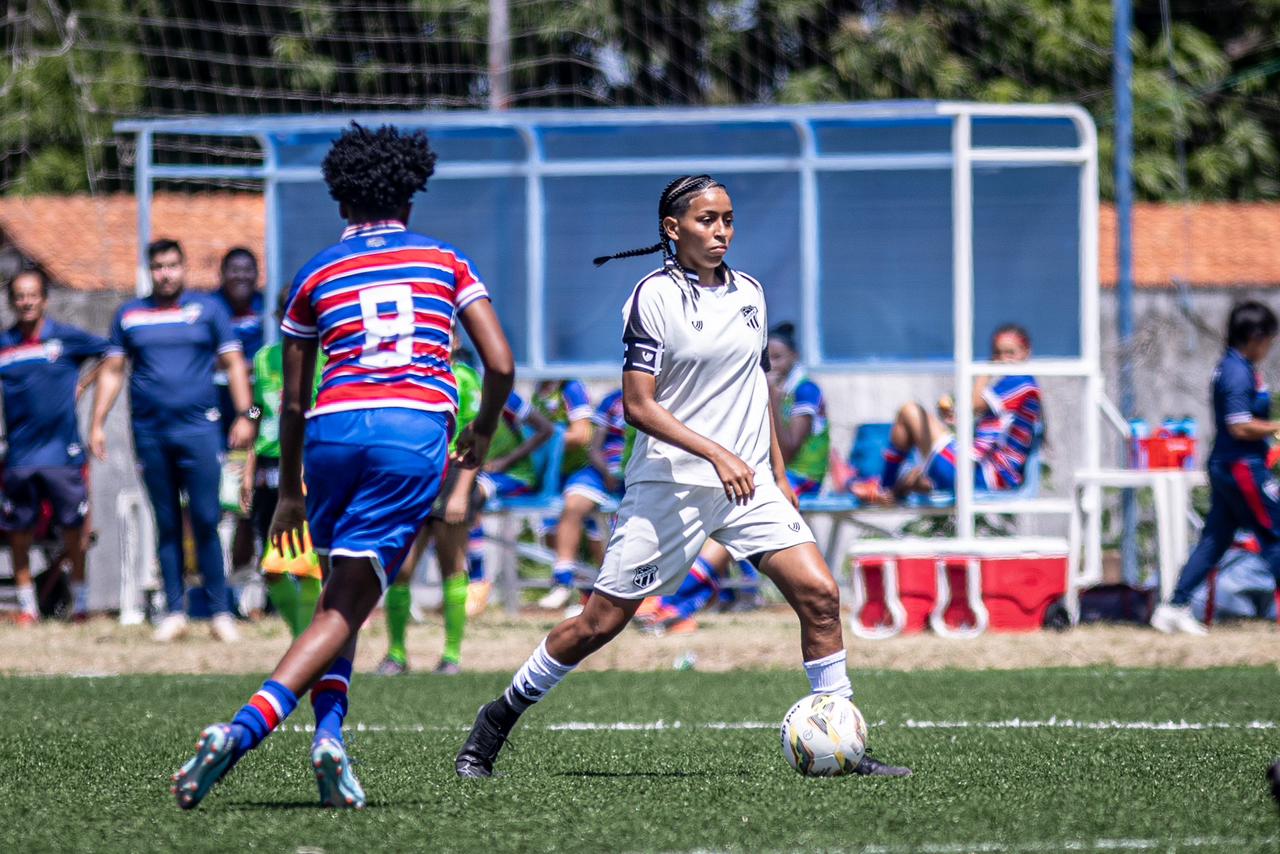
xmin=0 ymin=0 xmax=143 ymax=193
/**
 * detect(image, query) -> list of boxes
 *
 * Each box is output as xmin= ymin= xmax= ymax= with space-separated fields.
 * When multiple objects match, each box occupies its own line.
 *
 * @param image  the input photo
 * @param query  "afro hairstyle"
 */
xmin=321 ymin=122 xmax=438 ymax=218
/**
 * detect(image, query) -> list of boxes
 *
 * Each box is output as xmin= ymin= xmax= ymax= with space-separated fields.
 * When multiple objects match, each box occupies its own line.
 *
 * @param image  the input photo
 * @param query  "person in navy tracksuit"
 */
xmin=0 ymin=266 xmax=109 ymax=623
xmin=1151 ymin=300 xmax=1280 ymax=635
xmin=89 ymin=239 xmax=256 ymax=643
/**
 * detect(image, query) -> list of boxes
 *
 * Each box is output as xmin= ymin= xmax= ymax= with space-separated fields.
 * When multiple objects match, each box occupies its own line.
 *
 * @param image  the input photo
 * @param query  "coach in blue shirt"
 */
xmin=0 ymin=266 xmax=109 ymax=624
xmin=89 ymin=239 xmax=256 ymax=643
xmin=1152 ymin=300 xmax=1280 ymax=635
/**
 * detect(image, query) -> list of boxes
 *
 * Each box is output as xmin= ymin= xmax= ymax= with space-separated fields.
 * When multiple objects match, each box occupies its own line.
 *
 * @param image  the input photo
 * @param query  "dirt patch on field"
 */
xmin=2 ymin=607 xmax=1278 ymax=676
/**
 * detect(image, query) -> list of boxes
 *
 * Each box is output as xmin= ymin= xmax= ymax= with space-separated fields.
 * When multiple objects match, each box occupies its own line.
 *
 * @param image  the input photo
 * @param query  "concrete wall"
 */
xmin=8 ymin=283 xmax=1273 ymax=611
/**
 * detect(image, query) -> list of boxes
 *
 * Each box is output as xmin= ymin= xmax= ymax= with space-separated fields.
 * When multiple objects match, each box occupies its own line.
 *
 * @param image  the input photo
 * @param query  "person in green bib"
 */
xmin=637 ymin=321 xmax=829 ymax=634
xmin=242 ymin=292 xmax=326 ymax=638
xmin=378 ymin=344 xmax=553 ymax=675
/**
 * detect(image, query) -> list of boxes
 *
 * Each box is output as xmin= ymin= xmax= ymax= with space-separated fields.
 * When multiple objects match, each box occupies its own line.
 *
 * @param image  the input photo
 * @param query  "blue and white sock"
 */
xmin=230 ymin=679 xmax=298 ymax=757
xmin=804 ymin=650 xmax=853 ymax=700
xmin=311 ymin=657 xmax=353 ymax=746
xmin=504 ymin=639 xmax=576 ymax=712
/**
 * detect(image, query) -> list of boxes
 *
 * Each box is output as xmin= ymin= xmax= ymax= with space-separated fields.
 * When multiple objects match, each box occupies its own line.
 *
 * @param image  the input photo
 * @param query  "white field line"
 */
xmin=841 ymin=836 xmax=1278 ymax=853
xmin=281 ymin=718 xmax=1279 ymax=734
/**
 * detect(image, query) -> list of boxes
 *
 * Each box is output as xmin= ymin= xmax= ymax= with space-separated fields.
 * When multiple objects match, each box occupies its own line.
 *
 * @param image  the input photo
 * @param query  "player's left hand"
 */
xmin=777 ymin=476 xmax=799 ymax=510
xmin=268 ymin=493 xmax=307 ymax=558
xmin=228 ymin=416 xmax=255 ymax=451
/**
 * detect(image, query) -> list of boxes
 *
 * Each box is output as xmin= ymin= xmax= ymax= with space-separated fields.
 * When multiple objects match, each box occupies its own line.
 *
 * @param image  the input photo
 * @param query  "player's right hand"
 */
xmin=89 ymin=425 xmax=108 ymax=462
xmin=711 ymin=447 xmax=755 ymax=505
xmin=269 ymin=493 xmax=308 ymax=559
xmin=452 ymin=424 xmax=491 ymax=469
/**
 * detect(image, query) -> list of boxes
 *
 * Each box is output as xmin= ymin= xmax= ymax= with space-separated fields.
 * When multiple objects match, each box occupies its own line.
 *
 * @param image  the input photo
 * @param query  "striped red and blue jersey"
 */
xmin=974 ymin=374 xmax=1041 ymax=489
xmin=281 ymin=221 xmax=490 ymax=420
xmin=592 ymin=388 xmax=627 ymax=476
xmin=0 ymin=319 xmax=109 ymax=467
xmin=108 ymin=293 xmax=241 ymax=434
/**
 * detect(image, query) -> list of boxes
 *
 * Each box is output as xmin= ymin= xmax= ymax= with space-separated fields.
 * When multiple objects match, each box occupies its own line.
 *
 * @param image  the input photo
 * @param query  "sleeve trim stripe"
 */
xmin=217 ymin=342 xmax=243 ymax=355
xmin=1225 ymin=413 xmax=1254 ymax=424
xmin=281 ymin=319 xmax=317 ymax=337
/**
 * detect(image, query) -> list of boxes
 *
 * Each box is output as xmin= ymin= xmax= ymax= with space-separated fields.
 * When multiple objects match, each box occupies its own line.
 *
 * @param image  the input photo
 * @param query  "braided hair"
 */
xmin=593 ymin=175 xmax=726 ymax=268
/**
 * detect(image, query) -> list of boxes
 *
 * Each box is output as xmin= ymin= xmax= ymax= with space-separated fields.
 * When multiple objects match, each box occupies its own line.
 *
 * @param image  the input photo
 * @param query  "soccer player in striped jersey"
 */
xmin=456 ymin=174 xmax=909 ymax=779
xmin=171 ymin=123 xmax=514 ymax=810
xmin=856 ymin=324 xmax=1041 ymax=503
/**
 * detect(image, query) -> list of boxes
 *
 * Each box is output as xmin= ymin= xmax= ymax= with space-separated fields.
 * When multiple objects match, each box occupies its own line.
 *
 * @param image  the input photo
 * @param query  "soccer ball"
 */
xmin=780 ymin=693 xmax=868 ymax=777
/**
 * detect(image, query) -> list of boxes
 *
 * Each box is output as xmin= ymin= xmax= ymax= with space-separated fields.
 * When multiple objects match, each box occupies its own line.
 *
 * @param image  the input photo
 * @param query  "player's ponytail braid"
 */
xmin=592 ymin=175 xmax=725 ymax=268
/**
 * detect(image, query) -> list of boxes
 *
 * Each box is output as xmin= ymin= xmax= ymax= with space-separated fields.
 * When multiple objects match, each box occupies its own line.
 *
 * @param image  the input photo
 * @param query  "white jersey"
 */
xmin=621 ymin=262 xmax=774 ymax=488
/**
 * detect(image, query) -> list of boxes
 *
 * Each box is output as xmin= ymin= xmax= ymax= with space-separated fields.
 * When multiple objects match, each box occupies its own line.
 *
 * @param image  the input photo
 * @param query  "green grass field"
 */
xmin=2 ymin=667 xmax=1278 ymax=853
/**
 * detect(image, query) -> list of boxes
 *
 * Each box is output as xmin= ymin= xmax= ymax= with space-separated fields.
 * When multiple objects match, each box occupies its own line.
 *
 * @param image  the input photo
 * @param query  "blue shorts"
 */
xmin=478 ymin=471 xmax=534 ymax=499
xmin=786 ymin=471 xmax=822 ymax=497
xmin=924 ymin=438 xmax=992 ymax=492
xmin=564 ymin=466 xmax=624 ymax=505
xmin=539 ymin=467 xmax=622 ymax=539
xmin=1 ymin=465 xmax=88 ymax=531
xmin=303 ymin=409 xmax=449 ymax=590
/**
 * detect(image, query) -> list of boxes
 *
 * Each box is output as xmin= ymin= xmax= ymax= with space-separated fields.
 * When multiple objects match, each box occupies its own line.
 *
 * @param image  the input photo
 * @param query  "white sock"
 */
xmin=72 ymin=582 xmax=88 ymax=615
xmin=16 ymin=584 xmax=37 ymax=616
xmin=804 ymin=649 xmax=853 ymax=699
xmin=504 ymin=639 xmax=576 ymax=712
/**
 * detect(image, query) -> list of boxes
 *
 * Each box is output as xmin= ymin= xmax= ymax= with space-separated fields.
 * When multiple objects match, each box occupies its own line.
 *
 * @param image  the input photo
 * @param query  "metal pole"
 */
xmin=488 ymin=0 xmax=511 ymax=111
xmin=952 ymin=111 xmax=976 ymax=541
xmin=134 ymin=130 xmax=153 ymax=297
xmin=1114 ymin=0 xmax=1139 ymax=584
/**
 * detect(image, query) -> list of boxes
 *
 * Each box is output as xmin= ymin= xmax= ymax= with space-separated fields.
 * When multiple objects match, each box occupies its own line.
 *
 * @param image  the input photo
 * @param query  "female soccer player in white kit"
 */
xmin=456 ymin=175 xmax=911 ymax=779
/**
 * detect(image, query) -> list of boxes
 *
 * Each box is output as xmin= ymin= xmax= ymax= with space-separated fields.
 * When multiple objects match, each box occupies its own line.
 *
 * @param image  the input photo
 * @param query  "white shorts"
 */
xmin=593 ymin=479 xmax=815 ymax=600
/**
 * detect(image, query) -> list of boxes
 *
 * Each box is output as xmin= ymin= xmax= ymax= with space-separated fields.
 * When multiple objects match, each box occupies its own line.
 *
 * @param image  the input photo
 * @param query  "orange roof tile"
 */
xmin=0 ymin=193 xmax=264 ymax=292
xmin=1100 ymin=202 xmax=1280 ymax=287
xmin=1 ymin=193 xmax=1278 ymax=292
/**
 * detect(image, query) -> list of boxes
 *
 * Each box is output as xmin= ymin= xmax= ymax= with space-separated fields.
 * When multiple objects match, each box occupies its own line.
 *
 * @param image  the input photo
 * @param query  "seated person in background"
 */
xmin=477 ymin=390 xmax=555 ymax=501
xmin=637 ymin=322 xmax=830 ymax=633
xmin=540 ymin=387 xmax=627 ymax=612
xmin=854 ymin=324 xmax=1041 ymax=503
xmin=766 ymin=321 xmax=829 ymax=497
xmin=534 ymin=378 xmax=598 ymax=609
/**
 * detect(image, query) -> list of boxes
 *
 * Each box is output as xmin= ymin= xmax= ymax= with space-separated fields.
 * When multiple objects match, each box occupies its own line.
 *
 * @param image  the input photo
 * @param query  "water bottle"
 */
xmin=1129 ymin=418 xmax=1149 ymax=469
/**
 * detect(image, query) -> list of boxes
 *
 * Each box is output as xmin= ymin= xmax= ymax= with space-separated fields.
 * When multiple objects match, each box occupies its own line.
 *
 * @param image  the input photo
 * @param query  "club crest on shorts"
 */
xmin=632 ymin=563 xmax=658 ymax=588
xmin=740 ymin=305 xmax=760 ymax=329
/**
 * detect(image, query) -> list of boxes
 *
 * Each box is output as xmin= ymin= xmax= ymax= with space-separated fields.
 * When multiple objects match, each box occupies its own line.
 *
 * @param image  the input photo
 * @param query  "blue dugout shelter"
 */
xmin=117 ymin=101 xmax=1103 ymax=545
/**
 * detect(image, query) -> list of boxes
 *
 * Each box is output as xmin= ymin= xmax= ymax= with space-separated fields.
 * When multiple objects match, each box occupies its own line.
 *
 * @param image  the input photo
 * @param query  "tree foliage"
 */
xmin=4 ymin=0 xmax=1280 ymax=199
